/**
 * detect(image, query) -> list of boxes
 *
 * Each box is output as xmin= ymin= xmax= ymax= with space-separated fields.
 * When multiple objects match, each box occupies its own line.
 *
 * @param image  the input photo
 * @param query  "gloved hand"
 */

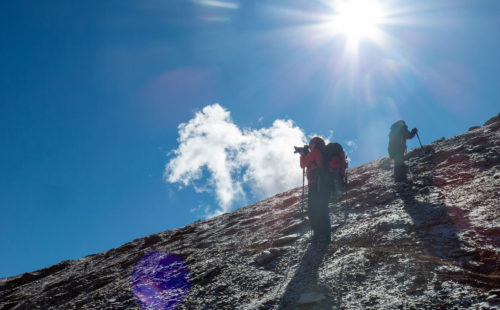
xmin=301 ymin=145 xmax=310 ymax=156
xmin=411 ymin=128 xmax=418 ymax=135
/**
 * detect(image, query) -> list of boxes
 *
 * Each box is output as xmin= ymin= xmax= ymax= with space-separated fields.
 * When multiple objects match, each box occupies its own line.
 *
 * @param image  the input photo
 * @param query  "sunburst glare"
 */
xmin=332 ymin=0 xmax=386 ymax=50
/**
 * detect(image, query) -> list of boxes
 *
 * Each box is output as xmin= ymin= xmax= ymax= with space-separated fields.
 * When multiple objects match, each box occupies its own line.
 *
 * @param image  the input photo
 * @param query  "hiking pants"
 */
xmin=393 ymin=153 xmax=407 ymax=182
xmin=307 ymin=182 xmax=331 ymax=241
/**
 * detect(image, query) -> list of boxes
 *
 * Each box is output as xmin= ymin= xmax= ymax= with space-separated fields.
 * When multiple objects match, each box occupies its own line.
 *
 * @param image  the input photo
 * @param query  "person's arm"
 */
xmin=300 ymin=149 xmax=322 ymax=169
xmin=300 ymin=152 xmax=310 ymax=169
xmin=407 ymin=128 xmax=418 ymax=139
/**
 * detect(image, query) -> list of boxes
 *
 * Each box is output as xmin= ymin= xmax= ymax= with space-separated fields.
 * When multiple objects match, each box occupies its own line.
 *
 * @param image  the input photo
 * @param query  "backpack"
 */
xmin=388 ymin=120 xmax=407 ymax=159
xmin=323 ymin=142 xmax=348 ymax=194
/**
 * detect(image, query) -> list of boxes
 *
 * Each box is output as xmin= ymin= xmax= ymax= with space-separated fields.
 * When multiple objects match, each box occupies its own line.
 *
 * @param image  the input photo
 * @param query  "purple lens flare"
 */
xmin=131 ymin=252 xmax=191 ymax=310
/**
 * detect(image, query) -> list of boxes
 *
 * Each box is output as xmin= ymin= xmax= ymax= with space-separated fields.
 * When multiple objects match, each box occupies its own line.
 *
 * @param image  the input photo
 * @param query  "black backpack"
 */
xmin=388 ymin=120 xmax=407 ymax=159
xmin=323 ymin=142 xmax=348 ymax=193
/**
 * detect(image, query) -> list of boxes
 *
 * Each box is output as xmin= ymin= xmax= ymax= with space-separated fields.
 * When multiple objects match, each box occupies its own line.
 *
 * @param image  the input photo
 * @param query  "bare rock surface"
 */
xmin=1 ymin=114 xmax=500 ymax=309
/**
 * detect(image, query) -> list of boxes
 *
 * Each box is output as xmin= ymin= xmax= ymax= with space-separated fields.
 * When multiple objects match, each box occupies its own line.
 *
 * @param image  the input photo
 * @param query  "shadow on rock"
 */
xmin=396 ymin=183 xmax=482 ymax=288
xmin=397 ymin=183 xmax=470 ymax=262
xmin=280 ymin=244 xmax=335 ymax=309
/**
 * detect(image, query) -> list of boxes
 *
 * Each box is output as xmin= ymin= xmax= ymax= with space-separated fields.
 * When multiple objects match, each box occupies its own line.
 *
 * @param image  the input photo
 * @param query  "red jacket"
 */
xmin=300 ymin=148 xmax=323 ymax=183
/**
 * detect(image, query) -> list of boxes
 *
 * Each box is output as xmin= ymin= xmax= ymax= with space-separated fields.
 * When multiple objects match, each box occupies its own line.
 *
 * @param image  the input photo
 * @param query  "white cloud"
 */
xmin=344 ymin=140 xmax=358 ymax=163
xmin=345 ymin=140 xmax=358 ymax=150
xmin=165 ymin=104 xmax=307 ymax=217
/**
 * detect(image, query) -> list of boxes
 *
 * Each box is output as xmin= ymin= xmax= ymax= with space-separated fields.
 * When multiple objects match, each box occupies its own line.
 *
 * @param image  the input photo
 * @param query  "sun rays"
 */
xmin=188 ymin=0 xmax=445 ymax=115
xmin=331 ymin=0 xmax=386 ymax=50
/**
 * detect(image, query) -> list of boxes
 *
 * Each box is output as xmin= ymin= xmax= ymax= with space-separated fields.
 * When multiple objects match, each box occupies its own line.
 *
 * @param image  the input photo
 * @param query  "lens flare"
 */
xmin=131 ymin=252 xmax=191 ymax=310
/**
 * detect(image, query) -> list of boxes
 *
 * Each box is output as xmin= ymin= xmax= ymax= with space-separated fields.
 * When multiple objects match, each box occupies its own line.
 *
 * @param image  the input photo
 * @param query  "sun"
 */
xmin=332 ymin=0 xmax=385 ymax=49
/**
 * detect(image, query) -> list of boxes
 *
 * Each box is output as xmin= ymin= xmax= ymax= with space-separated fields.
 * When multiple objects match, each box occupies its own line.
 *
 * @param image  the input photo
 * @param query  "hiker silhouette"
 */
xmin=299 ymin=137 xmax=331 ymax=244
xmin=388 ymin=120 xmax=417 ymax=182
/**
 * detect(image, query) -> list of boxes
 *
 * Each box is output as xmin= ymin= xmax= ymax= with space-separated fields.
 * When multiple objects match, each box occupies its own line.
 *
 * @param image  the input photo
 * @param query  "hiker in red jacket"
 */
xmin=299 ymin=137 xmax=331 ymax=244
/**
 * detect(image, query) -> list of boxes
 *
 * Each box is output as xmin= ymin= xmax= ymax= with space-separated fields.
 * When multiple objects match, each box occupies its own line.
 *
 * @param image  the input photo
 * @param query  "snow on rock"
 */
xmin=1 ymin=113 xmax=500 ymax=309
xmin=272 ymin=234 xmax=300 ymax=247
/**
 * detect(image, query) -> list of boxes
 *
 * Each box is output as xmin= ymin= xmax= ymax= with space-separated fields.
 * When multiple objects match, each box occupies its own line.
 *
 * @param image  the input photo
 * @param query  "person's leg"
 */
xmin=319 ymin=203 xmax=331 ymax=242
xmin=393 ymin=153 xmax=407 ymax=182
xmin=317 ymin=185 xmax=331 ymax=243
xmin=307 ymin=183 xmax=321 ymax=240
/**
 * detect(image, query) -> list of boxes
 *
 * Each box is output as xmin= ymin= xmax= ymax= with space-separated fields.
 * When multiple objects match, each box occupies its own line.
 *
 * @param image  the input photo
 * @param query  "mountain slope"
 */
xmin=1 ymin=113 xmax=499 ymax=310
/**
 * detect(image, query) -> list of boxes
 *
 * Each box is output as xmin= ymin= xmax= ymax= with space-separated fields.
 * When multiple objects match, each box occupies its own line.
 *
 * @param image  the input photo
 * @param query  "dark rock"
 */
xmin=483 ymin=112 xmax=500 ymax=126
xmin=254 ymin=250 xmax=279 ymax=266
xmin=466 ymin=135 xmax=489 ymax=146
xmin=281 ymin=221 xmax=307 ymax=235
xmin=114 ymin=242 xmax=136 ymax=254
xmin=272 ymin=234 xmax=300 ymax=247
xmin=193 ymin=266 xmax=220 ymax=284
xmin=142 ymin=234 xmax=162 ymax=248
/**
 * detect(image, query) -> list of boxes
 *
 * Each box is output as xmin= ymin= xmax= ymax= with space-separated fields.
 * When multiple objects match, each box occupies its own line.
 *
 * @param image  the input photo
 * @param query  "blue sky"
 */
xmin=1 ymin=0 xmax=499 ymax=277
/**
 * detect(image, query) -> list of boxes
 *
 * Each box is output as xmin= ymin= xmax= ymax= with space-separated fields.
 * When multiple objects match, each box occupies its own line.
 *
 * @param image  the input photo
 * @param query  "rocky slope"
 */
xmin=1 ymin=113 xmax=499 ymax=310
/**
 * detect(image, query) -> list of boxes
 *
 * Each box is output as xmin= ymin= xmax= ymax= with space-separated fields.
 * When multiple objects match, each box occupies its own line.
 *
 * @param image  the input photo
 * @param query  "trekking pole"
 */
xmin=416 ymin=132 xmax=423 ymax=148
xmin=301 ymin=168 xmax=306 ymax=215
xmin=301 ymin=168 xmax=312 ymax=238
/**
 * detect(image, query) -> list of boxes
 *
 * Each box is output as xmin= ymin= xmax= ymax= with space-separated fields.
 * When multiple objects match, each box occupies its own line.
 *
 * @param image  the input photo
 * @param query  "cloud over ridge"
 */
xmin=165 ymin=104 xmax=307 ymax=216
